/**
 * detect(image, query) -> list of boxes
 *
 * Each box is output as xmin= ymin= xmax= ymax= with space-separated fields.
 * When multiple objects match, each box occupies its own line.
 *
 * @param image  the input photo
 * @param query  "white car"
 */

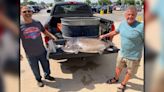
xmin=48 ymin=6 xmax=53 ymax=10
xmin=116 ymin=7 xmax=121 ymax=11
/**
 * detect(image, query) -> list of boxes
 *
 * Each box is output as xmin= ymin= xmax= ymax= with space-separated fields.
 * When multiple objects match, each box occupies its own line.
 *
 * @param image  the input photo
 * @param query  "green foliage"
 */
xmin=124 ymin=0 xmax=135 ymax=5
xmin=136 ymin=1 xmax=140 ymax=5
xmin=98 ymin=0 xmax=112 ymax=5
xmin=28 ymin=1 xmax=37 ymax=5
xmin=116 ymin=0 xmax=121 ymax=5
xmin=86 ymin=0 xmax=91 ymax=5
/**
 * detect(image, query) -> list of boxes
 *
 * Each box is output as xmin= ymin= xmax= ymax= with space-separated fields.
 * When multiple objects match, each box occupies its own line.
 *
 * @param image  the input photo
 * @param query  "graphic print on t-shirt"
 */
xmin=23 ymin=27 xmax=41 ymax=39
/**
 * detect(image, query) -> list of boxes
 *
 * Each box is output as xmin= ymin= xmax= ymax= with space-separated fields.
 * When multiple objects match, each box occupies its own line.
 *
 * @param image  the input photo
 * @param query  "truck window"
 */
xmin=53 ymin=4 xmax=91 ymax=14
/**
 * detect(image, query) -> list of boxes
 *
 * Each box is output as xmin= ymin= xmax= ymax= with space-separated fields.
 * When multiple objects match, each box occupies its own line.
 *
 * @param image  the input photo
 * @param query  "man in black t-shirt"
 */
xmin=20 ymin=6 xmax=57 ymax=87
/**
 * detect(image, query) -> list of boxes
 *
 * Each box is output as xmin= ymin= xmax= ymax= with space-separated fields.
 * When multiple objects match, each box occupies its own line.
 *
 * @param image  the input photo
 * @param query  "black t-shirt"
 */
xmin=20 ymin=20 xmax=46 ymax=57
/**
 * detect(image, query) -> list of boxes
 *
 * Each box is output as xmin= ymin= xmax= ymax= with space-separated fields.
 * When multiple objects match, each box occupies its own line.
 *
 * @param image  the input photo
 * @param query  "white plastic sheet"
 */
xmin=47 ymin=40 xmax=56 ymax=59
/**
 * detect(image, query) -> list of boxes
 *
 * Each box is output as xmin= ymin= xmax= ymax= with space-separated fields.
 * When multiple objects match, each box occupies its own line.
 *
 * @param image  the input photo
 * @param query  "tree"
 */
xmin=136 ymin=1 xmax=140 ymax=5
xmin=98 ymin=0 xmax=102 ymax=5
xmin=124 ymin=0 xmax=135 ymax=5
xmin=91 ymin=3 xmax=98 ymax=7
xmin=28 ymin=1 xmax=37 ymax=5
xmin=49 ymin=3 xmax=53 ymax=7
xmin=41 ymin=1 xmax=46 ymax=6
xmin=86 ymin=0 xmax=91 ymax=5
xmin=141 ymin=0 xmax=144 ymax=5
xmin=116 ymin=0 xmax=121 ymax=5
xmin=21 ymin=2 xmax=28 ymax=6
xmin=98 ymin=0 xmax=112 ymax=5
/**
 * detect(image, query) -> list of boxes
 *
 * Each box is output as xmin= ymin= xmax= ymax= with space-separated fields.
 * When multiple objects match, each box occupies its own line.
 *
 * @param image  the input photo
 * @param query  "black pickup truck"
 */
xmin=44 ymin=2 xmax=119 ymax=60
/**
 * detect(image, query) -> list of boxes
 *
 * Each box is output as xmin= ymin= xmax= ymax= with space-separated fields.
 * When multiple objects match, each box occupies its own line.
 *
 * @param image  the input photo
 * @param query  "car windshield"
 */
xmin=54 ymin=4 xmax=91 ymax=14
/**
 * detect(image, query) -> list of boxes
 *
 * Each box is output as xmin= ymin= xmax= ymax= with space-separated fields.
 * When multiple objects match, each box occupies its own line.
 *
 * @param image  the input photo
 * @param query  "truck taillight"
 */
xmin=111 ymin=23 xmax=115 ymax=31
xmin=57 ymin=23 xmax=62 ymax=32
xmin=44 ymin=29 xmax=50 ymax=44
xmin=67 ymin=2 xmax=78 ymax=4
xmin=44 ymin=36 xmax=49 ymax=44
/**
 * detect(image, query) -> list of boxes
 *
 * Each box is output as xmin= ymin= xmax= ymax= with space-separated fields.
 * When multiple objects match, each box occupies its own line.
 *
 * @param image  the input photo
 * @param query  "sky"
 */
xmin=21 ymin=0 xmax=117 ymax=3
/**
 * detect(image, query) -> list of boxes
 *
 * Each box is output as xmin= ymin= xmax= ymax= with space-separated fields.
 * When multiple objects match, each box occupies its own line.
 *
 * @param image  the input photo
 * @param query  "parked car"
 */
xmin=136 ymin=5 xmax=142 ymax=12
xmin=95 ymin=5 xmax=102 ymax=13
xmin=27 ymin=5 xmax=36 ymax=13
xmin=31 ymin=5 xmax=41 ymax=13
xmin=91 ymin=6 xmax=97 ymax=13
xmin=115 ymin=6 xmax=121 ymax=11
xmin=100 ymin=5 xmax=113 ymax=13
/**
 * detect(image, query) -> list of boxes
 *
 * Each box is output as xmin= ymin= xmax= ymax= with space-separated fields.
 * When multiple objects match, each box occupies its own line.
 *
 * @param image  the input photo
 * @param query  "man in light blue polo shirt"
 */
xmin=145 ymin=0 xmax=164 ymax=91
xmin=100 ymin=6 xmax=144 ymax=91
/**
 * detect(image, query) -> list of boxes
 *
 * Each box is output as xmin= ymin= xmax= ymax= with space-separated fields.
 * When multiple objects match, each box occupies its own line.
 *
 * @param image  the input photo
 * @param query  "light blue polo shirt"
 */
xmin=151 ymin=0 xmax=164 ymax=67
xmin=116 ymin=20 xmax=144 ymax=61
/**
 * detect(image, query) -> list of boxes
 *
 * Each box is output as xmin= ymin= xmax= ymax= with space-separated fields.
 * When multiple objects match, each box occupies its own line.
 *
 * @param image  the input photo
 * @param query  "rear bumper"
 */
xmin=48 ymin=39 xmax=119 ymax=60
xmin=49 ymin=47 xmax=119 ymax=60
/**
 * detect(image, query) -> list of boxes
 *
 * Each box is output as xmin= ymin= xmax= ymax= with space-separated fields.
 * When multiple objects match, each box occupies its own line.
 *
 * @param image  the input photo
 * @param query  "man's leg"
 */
xmin=118 ymin=60 xmax=140 ymax=89
xmin=27 ymin=56 xmax=44 ymax=87
xmin=114 ymin=56 xmax=125 ymax=80
xmin=107 ymin=56 xmax=125 ymax=83
xmin=120 ymin=69 xmax=132 ymax=86
xmin=27 ymin=56 xmax=42 ymax=81
xmin=115 ymin=67 xmax=123 ymax=80
xmin=38 ymin=51 xmax=55 ymax=81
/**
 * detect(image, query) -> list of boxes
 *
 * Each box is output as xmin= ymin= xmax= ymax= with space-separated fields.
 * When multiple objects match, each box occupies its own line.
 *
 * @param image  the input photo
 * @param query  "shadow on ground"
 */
xmin=42 ymin=53 xmax=143 ymax=92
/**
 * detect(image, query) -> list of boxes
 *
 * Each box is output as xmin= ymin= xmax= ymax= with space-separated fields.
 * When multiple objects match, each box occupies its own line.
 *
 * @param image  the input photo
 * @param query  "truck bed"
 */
xmin=48 ymin=39 xmax=119 ymax=60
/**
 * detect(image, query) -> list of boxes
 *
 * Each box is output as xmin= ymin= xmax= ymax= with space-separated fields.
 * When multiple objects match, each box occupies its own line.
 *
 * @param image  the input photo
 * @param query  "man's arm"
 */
xmin=99 ymin=30 xmax=119 ymax=39
xmin=43 ymin=30 xmax=57 ymax=41
xmin=38 ymin=21 xmax=57 ymax=41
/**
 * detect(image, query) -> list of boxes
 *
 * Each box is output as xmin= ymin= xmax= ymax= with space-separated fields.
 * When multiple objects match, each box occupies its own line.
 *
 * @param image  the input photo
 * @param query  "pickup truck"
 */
xmin=44 ymin=1 xmax=119 ymax=60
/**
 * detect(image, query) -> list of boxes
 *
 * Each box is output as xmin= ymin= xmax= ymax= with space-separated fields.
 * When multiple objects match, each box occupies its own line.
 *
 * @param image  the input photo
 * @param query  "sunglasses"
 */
xmin=22 ymin=10 xmax=32 ymax=13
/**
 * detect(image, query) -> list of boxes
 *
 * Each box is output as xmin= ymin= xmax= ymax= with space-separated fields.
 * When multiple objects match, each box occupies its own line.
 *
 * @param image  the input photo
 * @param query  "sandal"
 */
xmin=106 ymin=77 xmax=119 ymax=84
xmin=117 ymin=83 xmax=126 ymax=92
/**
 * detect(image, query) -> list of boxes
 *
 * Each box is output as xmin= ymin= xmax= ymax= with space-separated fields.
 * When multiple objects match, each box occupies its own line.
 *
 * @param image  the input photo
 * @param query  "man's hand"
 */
xmin=43 ymin=30 xmax=58 ymax=41
xmin=100 ymin=31 xmax=118 ymax=39
xmin=51 ymin=35 xmax=57 ymax=41
xmin=99 ymin=35 xmax=105 ymax=39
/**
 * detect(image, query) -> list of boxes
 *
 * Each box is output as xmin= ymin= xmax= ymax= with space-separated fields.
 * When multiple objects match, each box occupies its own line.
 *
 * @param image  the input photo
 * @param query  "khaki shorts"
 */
xmin=116 ymin=55 xmax=140 ymax=76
